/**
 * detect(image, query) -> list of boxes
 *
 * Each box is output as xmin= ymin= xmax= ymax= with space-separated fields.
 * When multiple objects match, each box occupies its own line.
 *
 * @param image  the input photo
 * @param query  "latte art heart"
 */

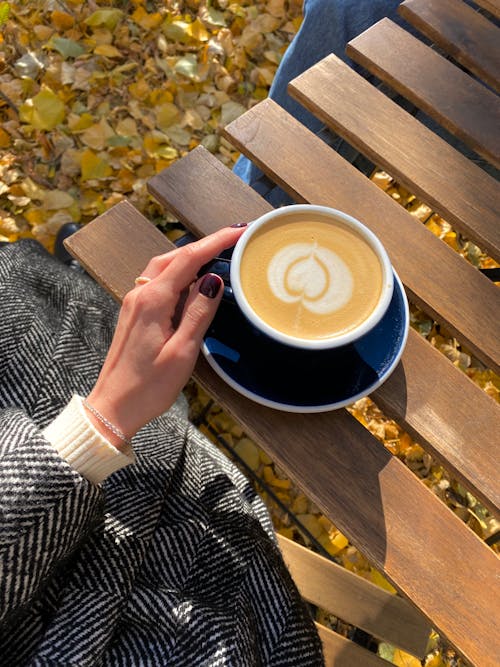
xmin=268 ymin=243 xmax=353 ymax=314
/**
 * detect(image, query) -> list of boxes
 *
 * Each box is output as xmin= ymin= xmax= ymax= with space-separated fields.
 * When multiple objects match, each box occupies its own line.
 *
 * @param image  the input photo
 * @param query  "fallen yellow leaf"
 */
xmin=0 ymin=128 xmax=10 ymax=147
xmin=43 ymin=190 xmax=74 ymax=210
xmin=296 ymin=514 xmax=324 ymax=540
xmin=370 ymin=568 xmax=397 ymax=594
xmin=234 ymin=437 xmax=260 ymax=471
xmin=85 ymin=9 xmax=123 ymax=31
xmin=143 ymin=133 xmax=178 ymax=160
xmin=19 ymin=87 xmax=65 ymax=131
xmin=155 ymin=103 xmax=181 ymax=131
xmin=393 ymin=648 xmax=422 ymax=666
xmin=329 ymin=531 xmax=349 ymax=554
xmin=68 ymin=112 xmax=95 ymax=133
xmin=50 ymin=10 xmax=75 ymax=31
xmin=129 ymin=79 xmax=151 ymax=101
xmin=81 ymin=118 xmax=115 ymax=150
xmin=80 ymin=149 xmax=113 ymax=180
xmin=131 ymin=7 xmax=163 ymax=30
xmin=163 ymin=19 xmax=193 ymax=44
xmin=94 ymin=44 xmax=122 ymax=58
xmin=188 ymin=18 xmax=209 ymax=42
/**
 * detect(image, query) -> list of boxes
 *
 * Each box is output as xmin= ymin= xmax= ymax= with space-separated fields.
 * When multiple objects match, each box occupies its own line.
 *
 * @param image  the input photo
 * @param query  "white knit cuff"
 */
xmin=43 ymin=395 xmax=135 ymax=484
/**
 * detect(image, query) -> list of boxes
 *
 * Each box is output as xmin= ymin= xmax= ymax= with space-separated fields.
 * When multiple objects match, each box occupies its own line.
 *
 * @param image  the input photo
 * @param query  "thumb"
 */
xmin=173 ymin=273 xmax=224 ymax=348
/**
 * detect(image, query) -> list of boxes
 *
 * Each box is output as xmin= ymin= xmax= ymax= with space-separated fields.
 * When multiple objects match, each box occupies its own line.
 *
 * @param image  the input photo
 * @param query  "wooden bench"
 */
xmin=66 ymin=3 xmax=500 ymax=664
xmin=67 ymin=152 xmax=499 ymax=666
xmin=66 ymin=197 xmax=435 ymax=666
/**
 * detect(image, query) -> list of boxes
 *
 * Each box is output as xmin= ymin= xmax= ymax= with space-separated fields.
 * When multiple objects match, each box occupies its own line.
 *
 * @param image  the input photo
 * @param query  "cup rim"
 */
xmin=230 ymin=204 xmax=394 ymax=350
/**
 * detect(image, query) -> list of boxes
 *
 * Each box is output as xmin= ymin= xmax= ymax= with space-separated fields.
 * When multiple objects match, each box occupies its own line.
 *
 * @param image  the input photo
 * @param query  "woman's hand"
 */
xmin=84 ymin=225 xmax=247 ymax=449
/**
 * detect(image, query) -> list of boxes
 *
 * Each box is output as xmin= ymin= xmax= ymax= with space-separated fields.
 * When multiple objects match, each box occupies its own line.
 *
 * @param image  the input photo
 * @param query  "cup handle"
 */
xmin=174 ymin=233 xmax=236 ymax=303
xmin=198 ymin=257 xmax=235 ymax=303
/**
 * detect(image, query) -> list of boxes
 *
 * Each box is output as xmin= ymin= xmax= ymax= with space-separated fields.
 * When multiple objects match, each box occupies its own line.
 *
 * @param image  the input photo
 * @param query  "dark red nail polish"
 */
xmin=230 ymin=222 xmax=248 ymax=228
xmin=200 ymin=273 xmax=223 ymax=298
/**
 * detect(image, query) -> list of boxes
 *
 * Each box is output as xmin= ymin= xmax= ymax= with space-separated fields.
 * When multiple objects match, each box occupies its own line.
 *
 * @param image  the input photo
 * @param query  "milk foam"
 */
xmin=267 ymin=243 xmax=353 ymax=315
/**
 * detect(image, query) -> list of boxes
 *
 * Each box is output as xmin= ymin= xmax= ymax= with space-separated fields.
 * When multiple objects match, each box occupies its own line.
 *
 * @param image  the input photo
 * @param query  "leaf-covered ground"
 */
xmin=0 ymin=0 xmax=302 ymax=246
xmin=1 ymin=2 xmax=498 ymax=666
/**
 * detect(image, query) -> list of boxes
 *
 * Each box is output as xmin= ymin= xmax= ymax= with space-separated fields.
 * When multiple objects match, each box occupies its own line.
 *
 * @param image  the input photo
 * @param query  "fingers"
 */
xmin=166 ymin=225 xmax=246 ymax=290
xmin=134 ymin=244 xmax=190 ymax=281
xmin=126 ymin=226 xmax=246 ymax=358
xmin=137 ymin=225 xmax=247 ymax=289
xmin=169 ymin=273 xmax=224 ymax=351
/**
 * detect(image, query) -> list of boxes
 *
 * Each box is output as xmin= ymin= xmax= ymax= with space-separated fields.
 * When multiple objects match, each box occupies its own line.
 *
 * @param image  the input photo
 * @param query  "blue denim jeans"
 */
xmin=233 ymin=0 xmax=497 ymax=204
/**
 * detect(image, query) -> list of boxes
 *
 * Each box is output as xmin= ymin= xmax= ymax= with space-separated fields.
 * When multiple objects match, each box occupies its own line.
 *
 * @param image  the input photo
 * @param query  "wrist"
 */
xmin=83 ymin=394 xmax=136 ymax=453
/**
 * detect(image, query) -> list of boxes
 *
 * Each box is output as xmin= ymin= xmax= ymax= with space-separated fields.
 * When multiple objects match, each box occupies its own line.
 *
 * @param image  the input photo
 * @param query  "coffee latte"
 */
xmin=238 ymin=212 xmax=384 ymax=341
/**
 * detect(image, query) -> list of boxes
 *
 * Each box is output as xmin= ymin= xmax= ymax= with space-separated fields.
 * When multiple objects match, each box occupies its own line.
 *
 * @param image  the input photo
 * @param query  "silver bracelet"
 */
xmin=82 ymin=398 xmax=133 ymax=447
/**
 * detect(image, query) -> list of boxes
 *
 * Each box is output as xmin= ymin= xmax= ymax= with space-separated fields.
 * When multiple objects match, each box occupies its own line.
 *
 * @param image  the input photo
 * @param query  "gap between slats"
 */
xmin=399 ymin=0 xmax=500 ymax=93
xmin=288 ymin=53 xmax=500 ymax=262
xmin=346 ymin=18 xmax=500 ymax=169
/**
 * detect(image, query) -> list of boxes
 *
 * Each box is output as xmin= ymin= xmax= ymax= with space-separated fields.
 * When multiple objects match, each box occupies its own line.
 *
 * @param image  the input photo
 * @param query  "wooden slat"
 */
xmin=147 ymin=145 xmax=272 ymax=236
xmin=315 ymin=624 xmax=389 ymax=666
xmin=288 ymin=54 xmax=500 ymax=262
xmin=473 ymin=0 xmax=500 ymax=19
xmin=65 ymin=191 xmax=500 ymax=667
xmin=223 ymin=101 xmax=500 ymax=374
xmin=278 ymin=535 xmax=431 ymax=656
xmin=64 ymin=201 xmax=173 ymax=302
xmin=346 ymin=18 xmax=500 ymax=169
xmin=371 ymin=330 xmax=500 ymax=516
xmin=399 ymin=0 xmax=500 ymax=93
xmin=149 ymin=148 xmax=500 ymax=518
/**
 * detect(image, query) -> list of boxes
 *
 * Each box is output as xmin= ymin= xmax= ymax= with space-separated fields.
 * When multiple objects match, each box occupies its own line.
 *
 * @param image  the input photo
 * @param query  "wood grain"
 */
xmin=399 ymin=0 xmax=500 ymax=93
xmin=473 ymin=0 xmax=500 ymax=19
xmin=63 ymin=201 xmax=173 ymax=301
xmin=223 ymin=100 xmax=500 ymax=374
xmin=371 ymin=330 xmax=500 ymax=516
xmin=65 ymin=191 xmax=500 ymax=666
xmin=278 ymin=535 xmax=431 ymax=657
xmin=148 ymin=146 xmax=272 ymax=233
xmin=315 ymin=624 xmax=390 ymax=666
xmin=346 ymin=18 xmax=500 ymax=169
xmin=288 ymin=54 xmax=500 ymax=262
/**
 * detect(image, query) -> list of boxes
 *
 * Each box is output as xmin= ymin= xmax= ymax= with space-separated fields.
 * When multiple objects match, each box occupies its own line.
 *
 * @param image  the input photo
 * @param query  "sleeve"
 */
xmin=0 ymin=403 xmax=125 ymax=623
xmin=43 ymin=394 xmax=135 ymax=485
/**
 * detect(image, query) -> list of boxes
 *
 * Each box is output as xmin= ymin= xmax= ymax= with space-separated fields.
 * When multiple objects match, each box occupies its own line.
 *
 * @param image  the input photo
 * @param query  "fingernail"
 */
xmin=230 ymin=222 xmax=248 ymax=228
xmin=199 ymin=273 xmax=223 ymax=298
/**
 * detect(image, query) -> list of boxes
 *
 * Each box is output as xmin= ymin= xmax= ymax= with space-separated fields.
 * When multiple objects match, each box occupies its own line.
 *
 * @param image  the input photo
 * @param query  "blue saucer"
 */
xmin=202 ymin=272 xmax=409 ymax=412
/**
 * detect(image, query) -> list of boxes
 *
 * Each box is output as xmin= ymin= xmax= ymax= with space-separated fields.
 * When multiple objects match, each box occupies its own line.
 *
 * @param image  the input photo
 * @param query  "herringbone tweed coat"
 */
xmin=0 ymin=240 xmax=323 ymax=666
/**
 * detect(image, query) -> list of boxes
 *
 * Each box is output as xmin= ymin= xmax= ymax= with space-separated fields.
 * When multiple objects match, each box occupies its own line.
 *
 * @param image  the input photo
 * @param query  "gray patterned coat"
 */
xmin=0 ymin=240 xmax=323 ymax=666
